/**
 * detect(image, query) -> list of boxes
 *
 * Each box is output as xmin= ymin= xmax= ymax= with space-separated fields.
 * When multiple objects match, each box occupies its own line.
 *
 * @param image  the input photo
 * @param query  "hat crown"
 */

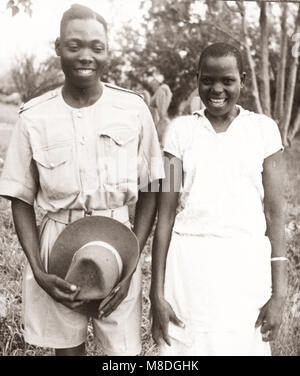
xmin=65 ymin=242 xmax=122 ymax=300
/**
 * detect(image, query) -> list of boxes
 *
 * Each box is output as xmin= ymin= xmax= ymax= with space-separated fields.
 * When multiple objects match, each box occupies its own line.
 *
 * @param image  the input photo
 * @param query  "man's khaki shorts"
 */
xmin=22 ymin=215 xmax=142 ymax=355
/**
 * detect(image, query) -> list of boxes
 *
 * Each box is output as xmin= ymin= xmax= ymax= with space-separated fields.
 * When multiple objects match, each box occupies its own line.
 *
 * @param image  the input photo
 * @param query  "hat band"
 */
xmin=80 ymin=241 xmax=123 ymax=277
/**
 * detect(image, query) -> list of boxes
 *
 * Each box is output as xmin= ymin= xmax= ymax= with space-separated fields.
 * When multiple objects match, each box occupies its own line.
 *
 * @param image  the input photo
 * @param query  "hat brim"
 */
xmin=48 ymin=216 xmax=140 ymax=316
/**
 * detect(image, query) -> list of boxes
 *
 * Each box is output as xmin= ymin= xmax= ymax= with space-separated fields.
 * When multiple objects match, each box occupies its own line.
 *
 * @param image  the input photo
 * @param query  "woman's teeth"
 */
xmin=209 ymin=98 xmax=226 ymax=106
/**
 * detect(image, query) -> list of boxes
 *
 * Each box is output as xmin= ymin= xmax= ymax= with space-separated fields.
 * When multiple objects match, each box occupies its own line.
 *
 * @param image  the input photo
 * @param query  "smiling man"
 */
xmin=0 ymin=4 xmax=164 ymax=356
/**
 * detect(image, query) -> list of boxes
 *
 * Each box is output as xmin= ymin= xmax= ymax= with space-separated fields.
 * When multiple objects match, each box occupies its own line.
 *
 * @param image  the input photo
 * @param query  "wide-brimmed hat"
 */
xmin=48 ymin=216 xmax=140 ymax=316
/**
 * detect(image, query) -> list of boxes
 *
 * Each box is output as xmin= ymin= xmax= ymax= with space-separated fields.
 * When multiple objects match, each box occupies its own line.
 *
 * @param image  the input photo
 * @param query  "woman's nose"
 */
xmin=211 ymin=82 xmax=223 ymax=93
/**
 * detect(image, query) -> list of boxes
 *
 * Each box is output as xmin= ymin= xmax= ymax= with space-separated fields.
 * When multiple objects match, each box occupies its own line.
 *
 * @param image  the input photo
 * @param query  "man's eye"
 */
xmin=68 ymin=45 xmax=79 ymax=51
xmin=93 ymin=46 xmax=104 ymax=53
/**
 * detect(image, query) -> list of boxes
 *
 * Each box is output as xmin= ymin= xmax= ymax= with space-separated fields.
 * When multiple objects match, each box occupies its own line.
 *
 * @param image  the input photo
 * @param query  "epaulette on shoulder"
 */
xmin=18 ymin=89 xmax=59 ymax=115
xmin=104 ymin=82 xmax=144 ymax=100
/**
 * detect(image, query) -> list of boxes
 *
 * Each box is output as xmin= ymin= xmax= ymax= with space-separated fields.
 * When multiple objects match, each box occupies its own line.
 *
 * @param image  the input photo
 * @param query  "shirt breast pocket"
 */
xmin=99 ymin=127 xmax=138 ymax=187
xmin=33 ymin=144 xmax=80 ymax=200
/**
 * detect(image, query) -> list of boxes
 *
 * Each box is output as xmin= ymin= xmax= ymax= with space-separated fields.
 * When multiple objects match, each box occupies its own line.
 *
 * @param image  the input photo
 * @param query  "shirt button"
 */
xmin=77 ymin=111 xmax=82 ymax=119
xmin=50 ymin=163 xmax=55 ymax=169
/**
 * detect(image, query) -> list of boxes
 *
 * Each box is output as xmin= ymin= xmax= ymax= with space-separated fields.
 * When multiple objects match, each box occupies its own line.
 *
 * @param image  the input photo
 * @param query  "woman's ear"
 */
xmin=55 ymin=38 xmax=61 ymax=57
xmin=240 ymin=72 xmax=246 ymax=88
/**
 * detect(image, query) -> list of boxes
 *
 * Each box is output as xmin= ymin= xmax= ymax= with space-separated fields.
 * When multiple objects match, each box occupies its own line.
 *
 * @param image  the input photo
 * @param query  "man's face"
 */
xmin=56 ymin=18 xmax=108 ymax=89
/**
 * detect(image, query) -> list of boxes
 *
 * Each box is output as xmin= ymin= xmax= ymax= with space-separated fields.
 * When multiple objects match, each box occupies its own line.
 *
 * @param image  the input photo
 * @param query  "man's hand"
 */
xmin=255 ymin=295 xmax=286 ymax=342
xmin=98 ymin=278 xmax=132 ymax=319
xmin=151 ymin=297 xmax=184 ymax=347
xmin=36 ymin=271 xmax=84 ymax=310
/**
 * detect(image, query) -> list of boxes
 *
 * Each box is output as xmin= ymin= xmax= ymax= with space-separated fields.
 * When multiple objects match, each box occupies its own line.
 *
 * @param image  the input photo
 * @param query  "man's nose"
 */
xmin=78 ymin=49 xmax=93 ymax=65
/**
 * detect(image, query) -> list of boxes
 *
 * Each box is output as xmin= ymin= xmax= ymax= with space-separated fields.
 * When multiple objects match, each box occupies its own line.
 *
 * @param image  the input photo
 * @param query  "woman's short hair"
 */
xmin=198 ymin=43 xmax=244 ymax=74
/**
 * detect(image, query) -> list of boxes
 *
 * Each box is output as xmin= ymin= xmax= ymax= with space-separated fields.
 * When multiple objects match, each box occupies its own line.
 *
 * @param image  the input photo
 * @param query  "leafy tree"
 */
xmin=122 ymin=0 xmax=211 ymax=116
xmin=11 ymin=54 xmax=63 ymax=102
xmin=6 ymin=0 xmax=32 ymax=16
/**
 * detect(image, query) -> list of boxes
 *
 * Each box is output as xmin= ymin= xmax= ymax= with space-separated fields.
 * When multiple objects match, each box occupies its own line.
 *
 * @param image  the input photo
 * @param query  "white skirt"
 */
xmin=159 ymin=232 xmax=272 ymax=356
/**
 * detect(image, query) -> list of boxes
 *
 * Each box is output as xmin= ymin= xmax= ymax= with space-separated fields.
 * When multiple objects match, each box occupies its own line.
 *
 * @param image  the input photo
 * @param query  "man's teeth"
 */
xmin=210 ymin=98 xmax=226 ymax=104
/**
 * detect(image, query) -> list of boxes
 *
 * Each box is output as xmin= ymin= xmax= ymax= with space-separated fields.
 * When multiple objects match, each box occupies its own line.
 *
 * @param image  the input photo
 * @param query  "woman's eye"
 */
xmin=223 ymin=79 xmax=234 ymax=85
xmin=200 ymin=78 xmax=212 ymax=85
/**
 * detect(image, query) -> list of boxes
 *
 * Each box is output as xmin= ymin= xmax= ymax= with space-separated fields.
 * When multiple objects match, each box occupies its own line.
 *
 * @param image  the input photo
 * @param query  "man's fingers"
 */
xmin=98 ymin=284 xmax=129 ymax=318
xmin=269 ymin=326 xmax=280 ymax=341
xmin=260 ymin=321 xmax=272 ymax=334
xmin=261 ymin=322 xmax=280 ymax=342
xmin=255 ymin=307 xmax=266 ymax=328
xmin=61 ymin=300 xmax=85 ymax=310
xmin=53 ymin=275 xmax=78 ymax=294
xmin=99 ymin=293 xmax=123 ymax=318
xmin=54 ymin=289 xmax=80 ymax=302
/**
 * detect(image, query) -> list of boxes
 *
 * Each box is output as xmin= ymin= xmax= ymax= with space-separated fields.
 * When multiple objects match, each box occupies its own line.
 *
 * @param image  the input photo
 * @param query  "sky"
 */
xmin=0 ymin=0 xmax=144 ymax=72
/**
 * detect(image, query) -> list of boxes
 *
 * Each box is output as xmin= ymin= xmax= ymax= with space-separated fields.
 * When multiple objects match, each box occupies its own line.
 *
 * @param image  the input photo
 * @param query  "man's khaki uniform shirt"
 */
xmin=0 ymin=83 xmax=164 ymax=211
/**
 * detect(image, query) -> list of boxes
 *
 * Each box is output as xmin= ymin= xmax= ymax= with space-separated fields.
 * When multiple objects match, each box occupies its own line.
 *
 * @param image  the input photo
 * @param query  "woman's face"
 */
xmin=197 ymin=55 xmax=245 ymax=118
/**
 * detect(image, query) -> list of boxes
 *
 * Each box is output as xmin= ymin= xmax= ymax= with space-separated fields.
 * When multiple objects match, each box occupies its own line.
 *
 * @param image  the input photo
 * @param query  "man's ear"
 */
xmin=55 ymin=37 xmax=61 ymax=57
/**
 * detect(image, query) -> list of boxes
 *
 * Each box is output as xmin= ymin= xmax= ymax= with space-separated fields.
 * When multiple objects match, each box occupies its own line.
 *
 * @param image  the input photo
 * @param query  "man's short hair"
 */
xmin=198 ymin=43 xmax=244 ymax=74
xmin=60 ymin=4 xmax=108 ymax=36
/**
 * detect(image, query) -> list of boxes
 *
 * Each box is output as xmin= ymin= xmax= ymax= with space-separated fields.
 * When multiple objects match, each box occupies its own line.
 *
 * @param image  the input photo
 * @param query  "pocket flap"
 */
xmin=33 ymin=146 xmax=71 ymax=169
xmin=99 ymin=127 xmax=135 ymax=146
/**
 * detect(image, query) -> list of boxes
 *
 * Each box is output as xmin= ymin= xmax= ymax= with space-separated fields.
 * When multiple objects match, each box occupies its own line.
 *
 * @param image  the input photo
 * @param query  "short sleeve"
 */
xmin=163 ymin=117 xmax=183 ymax=160
xmin=259 ymin=115 xmax=283 ymax=159
xmin=0 ymin=117 xmax=38 ymax=205
xmin=137 ymin=101 xmax=165 ymax=189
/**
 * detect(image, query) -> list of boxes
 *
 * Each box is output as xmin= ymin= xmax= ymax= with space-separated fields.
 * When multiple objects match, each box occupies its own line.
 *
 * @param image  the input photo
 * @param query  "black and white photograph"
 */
xmin=0 ymin=0 xmax=299 ymax=358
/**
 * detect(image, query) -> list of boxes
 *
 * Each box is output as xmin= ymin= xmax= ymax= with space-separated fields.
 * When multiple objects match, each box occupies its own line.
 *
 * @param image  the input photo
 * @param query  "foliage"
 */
xmin=11 ymin=54 xmax=64 ymax=102
xmin=123 ymin=0 xmax=300 ymax=142
xmin=122 ymin=0 xmax=209 ymax=116
xmin=6 ymin=0 xmax=32 ymax=16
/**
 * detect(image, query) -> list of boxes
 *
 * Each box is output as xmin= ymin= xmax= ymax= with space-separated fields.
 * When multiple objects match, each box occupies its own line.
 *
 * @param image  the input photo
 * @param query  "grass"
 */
xmin=0 ymin=102 xmax=299 ymax=356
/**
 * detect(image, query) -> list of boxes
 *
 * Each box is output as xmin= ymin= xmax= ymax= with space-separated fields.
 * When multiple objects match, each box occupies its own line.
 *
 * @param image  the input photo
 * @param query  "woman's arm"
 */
xmin=263 ymin=150 xmax=287 ymax=298
xmin=255 ymin=150 xmax=287 ymax=341
xmin=11 ymin=198 xmax=83 ymax=309
xmin=150 ymin=152 xmax=184 ymax=346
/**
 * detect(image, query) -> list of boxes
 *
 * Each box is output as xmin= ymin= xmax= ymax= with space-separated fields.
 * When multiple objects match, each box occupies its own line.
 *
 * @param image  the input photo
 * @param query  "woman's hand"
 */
xmin=151 ymin=297 xmax=184 ymax=346
xmin=36 ymin=271 xmax=84 ymax=310
xmin=255 ymin=294 xmax=286 ymax=342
